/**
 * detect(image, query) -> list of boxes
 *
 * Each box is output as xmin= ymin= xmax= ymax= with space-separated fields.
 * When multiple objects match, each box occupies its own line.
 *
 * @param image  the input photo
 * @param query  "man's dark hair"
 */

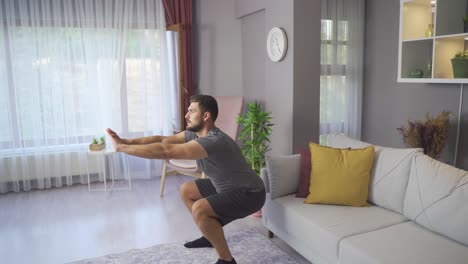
xmin=190 ymin=94 xmax=218 ymax=122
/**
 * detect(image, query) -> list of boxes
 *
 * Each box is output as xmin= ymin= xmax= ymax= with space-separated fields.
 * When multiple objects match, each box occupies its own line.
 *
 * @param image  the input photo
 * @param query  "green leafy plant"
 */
xmin=453 ymin=50 xmax=468 ymax=59
xmin=397 ymin=111 xmax=451 ymax=159
xmin=92 ymin=136 xmax=105 ymax=145
xmin=237 ymin=101 xmax=273 ymax=175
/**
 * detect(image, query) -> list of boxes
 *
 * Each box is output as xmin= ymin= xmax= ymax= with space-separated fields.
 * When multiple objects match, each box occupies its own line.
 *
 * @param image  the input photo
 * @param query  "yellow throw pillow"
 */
xmin=305 ymin=142 xmax=375 ymax=207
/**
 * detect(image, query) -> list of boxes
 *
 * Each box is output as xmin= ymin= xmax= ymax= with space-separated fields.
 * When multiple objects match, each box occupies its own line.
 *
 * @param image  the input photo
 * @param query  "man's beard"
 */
xmin=186 ymin=120 xmax=204 ymax=132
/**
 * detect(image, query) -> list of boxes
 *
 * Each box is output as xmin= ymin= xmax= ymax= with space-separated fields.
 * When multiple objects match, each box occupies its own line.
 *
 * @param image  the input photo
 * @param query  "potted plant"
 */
xmin=89 ymin=136 xmax=106 ymax=151
xmin=237 ymin=101 xmax=273 ymax=217
xmin=237 ymin=101 xmax=274 ymax=176
xmin=397 ymin=111 xmax=451 ymax=160
xmin=451 ymin=50 xmax=468 ymax=78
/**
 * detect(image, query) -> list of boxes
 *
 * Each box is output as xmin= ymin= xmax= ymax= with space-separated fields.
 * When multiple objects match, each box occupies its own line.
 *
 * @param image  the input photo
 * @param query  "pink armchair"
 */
xmin=159 ymin=96 xmax=244 ymax=196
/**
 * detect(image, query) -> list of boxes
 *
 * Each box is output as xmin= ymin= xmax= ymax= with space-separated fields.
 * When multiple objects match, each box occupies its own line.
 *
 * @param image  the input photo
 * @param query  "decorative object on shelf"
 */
xmin=452 ymin=50 xmax=468 ymax=78
xmin=410 ymin=69 xmax=424 ymax=78
xmin=464 ymin=15 xmax=468 ymax=33
xmin=397 ymin=111 xmax=451 ymax=160
xmin=237 ymin=101 xmax=273 ymax=176
xmin=266 ymin=27 xmax=288 ymax=62
xmin=426 ymin=62 xmax=432 ymax=78
xmin=89 ymin=136 xmax=106 ymax=151
xmin=425 ymin=23 xmax=434 ymax=37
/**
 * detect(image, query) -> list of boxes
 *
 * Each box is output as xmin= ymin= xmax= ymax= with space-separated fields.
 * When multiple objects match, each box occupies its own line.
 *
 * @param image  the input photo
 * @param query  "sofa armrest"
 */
xmin=260 ymin=167 xmax=270 ymax=193
xmin=266 ymin=154 xmax=301 ymax=199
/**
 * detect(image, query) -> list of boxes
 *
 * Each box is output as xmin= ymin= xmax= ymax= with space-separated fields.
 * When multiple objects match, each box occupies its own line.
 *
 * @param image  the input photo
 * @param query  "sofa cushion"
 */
xmin=369 ymin=147 xmax=421 ymax=214
xmin=327 ymin=134 xmax=422 ymax=214
xmin=305 ymin=142 xmax=375 ymax=207
xmin=266 ymin=154 xmax=301 ymax=199
xmin=339 ymin=222 xmax=468 ymax=264
xmin=403 ymin=153 xmax=468 ymax=245
xmin=263 ymin=194 xmax=408 ymax=264
xmin=296 ymin=148 xmax=311 ymax=198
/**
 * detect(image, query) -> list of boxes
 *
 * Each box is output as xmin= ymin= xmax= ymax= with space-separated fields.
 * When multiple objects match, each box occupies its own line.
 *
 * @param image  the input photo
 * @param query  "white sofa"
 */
xmin=261 ymin=135 xmax=468 ymax=264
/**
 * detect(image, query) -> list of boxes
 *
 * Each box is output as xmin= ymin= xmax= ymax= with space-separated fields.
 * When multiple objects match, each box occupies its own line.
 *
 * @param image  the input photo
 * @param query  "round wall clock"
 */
xmin=266 ymin=27 xmax=288 ymax=62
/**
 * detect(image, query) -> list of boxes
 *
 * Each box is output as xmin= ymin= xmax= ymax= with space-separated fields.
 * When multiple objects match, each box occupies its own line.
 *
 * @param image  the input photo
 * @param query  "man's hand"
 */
xmin=106 ymin=128 xmax=125 ymax=151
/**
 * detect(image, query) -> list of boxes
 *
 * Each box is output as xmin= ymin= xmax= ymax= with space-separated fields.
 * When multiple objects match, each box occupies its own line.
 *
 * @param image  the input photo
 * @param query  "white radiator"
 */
xmin=0 ymin=146 xmax=105 ymax=183
xmin=0 ymin=145 xmax=164 ymax=189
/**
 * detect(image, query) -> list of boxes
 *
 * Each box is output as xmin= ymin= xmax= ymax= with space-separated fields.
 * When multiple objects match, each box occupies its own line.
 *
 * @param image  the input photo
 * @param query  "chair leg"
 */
xmin=160 ymin=162 xmax=168 ymax=197
xmin=268 ymin=230 xmax=274 ymax=238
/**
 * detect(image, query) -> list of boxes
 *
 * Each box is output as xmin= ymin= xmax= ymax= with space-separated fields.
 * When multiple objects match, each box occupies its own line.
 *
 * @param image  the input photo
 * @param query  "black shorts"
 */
xmin=195 ymin=178 xmax=266 ymax=226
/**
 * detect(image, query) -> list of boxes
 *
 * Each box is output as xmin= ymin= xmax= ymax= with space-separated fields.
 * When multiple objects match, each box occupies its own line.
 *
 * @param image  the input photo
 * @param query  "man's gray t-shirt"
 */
xmin=185 ymin=127 xmax=264 ymax=193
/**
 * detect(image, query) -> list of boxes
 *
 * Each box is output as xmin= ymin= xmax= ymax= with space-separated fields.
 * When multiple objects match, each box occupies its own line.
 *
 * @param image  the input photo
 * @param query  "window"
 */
xmin=320 ymin=18 xmax=349 ymax=135
xmin=0 ymin=26 xmax=174 ymax=150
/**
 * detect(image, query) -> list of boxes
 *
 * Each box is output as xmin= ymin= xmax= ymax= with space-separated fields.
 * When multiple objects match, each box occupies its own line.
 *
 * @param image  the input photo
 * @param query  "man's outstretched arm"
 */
xmin=127 ymin=132 xmax=186 ymax=145
xmin=106 ymin=128 xmax=186 ymax=145
xmin=114 ymin=140 xmax=208 ymax=160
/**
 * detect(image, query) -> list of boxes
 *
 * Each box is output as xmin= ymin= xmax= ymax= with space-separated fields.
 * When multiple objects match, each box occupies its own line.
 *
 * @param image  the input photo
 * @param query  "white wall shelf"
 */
xmin=435 ymin=32 xmax=468 ymax=39
xmin=403 ymin=37 xmax=434 ymax=42
xmin=398 ymin=0 xmax=468 ymax=83
xmin=398 ymin=78 xmax=468 ymax=83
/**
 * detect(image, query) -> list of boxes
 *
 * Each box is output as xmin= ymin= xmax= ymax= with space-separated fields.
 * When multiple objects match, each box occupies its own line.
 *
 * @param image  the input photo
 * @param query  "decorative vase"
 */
xmin=425 ymin=24 xmax=434 ymax=37
xmin=410 ymin=69 xmax=424 ymax=78
xmin=451 ymin=59 xmax=468 ymax=78
xmin=426 ymin=62 xmax=432 ymax=78
xmin=89 ymin=143 xmax=106 ymax=151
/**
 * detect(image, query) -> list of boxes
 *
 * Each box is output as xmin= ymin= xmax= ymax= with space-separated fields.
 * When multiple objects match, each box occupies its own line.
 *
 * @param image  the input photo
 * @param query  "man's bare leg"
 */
xmin=179 ymin=181 xmax=202 ymax=213
xmin=179 ymin=181 xmax=214 ymax=248
xmin=192 ymin=199 xmax=233 ymax=262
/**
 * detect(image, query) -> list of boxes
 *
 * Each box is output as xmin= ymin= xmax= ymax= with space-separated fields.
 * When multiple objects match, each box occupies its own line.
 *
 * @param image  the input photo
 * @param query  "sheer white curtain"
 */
xmin=320 ymin=0 xmax=365 ymax=143
xmin=0 ymin=0 xmax=177 ymax=193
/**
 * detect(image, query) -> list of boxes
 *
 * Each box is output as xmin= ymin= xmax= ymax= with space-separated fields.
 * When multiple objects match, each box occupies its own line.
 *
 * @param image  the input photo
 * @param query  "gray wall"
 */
xmin=236 ymin=0 xmax=295 ymax=156
xmin=194 ymin=0 xmax=468 ymax=168
xmin=460 ymin=89 xmax=468 ymax=169
xmin=293 ymin=1 xmax=321 ymax=153
xmin=194 ymin=0 xmax=320 ymax=155
xmin=240 ymin=9 xmax=266 ymax=103
xmin=363 ymin=0 xmax=468 ymax=169
xmin=193 ymin=0 xmax=242 ymax=96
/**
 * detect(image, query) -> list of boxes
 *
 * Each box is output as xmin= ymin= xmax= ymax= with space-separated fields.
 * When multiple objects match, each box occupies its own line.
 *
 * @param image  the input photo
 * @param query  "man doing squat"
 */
xmin=107 ymin=94 xmax=266 ymax=264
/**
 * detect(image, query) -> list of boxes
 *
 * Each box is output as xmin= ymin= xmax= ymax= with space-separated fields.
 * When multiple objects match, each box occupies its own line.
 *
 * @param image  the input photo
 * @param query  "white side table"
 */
xmin=86 ymin=150 xmax=131 ymax=192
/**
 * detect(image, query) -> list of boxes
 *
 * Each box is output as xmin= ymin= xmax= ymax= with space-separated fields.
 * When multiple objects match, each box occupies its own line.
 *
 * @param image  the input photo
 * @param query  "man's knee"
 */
xmin=192 ymin=199 xmax=212 ymax=223
xmin=180 ymin=181 xmax=194 ymax=198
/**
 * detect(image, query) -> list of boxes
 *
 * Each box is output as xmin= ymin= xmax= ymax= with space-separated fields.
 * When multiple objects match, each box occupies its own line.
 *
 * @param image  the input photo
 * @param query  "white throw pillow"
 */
xmin=266 ymin=154 xmax=301 ymax=199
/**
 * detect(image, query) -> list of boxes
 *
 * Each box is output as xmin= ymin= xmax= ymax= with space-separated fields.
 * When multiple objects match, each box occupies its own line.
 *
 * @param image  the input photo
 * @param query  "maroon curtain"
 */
xmin=162 ymin=0 xmax=194 ymax=112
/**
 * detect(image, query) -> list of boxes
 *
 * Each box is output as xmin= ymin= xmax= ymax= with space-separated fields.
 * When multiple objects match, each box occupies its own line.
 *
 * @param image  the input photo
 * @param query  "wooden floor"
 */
xmin=0 ymin=175 xmax=312 ymax=264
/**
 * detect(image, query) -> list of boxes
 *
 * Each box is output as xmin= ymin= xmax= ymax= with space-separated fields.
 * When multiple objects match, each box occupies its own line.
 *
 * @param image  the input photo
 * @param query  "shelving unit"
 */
xmin=398 ymin=0 xmax=468 ymax=83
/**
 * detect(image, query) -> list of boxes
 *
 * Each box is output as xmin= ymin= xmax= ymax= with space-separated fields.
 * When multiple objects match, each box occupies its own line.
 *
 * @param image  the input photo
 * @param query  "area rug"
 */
xmin=70 ymin=229 xmax=300 ymax=264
